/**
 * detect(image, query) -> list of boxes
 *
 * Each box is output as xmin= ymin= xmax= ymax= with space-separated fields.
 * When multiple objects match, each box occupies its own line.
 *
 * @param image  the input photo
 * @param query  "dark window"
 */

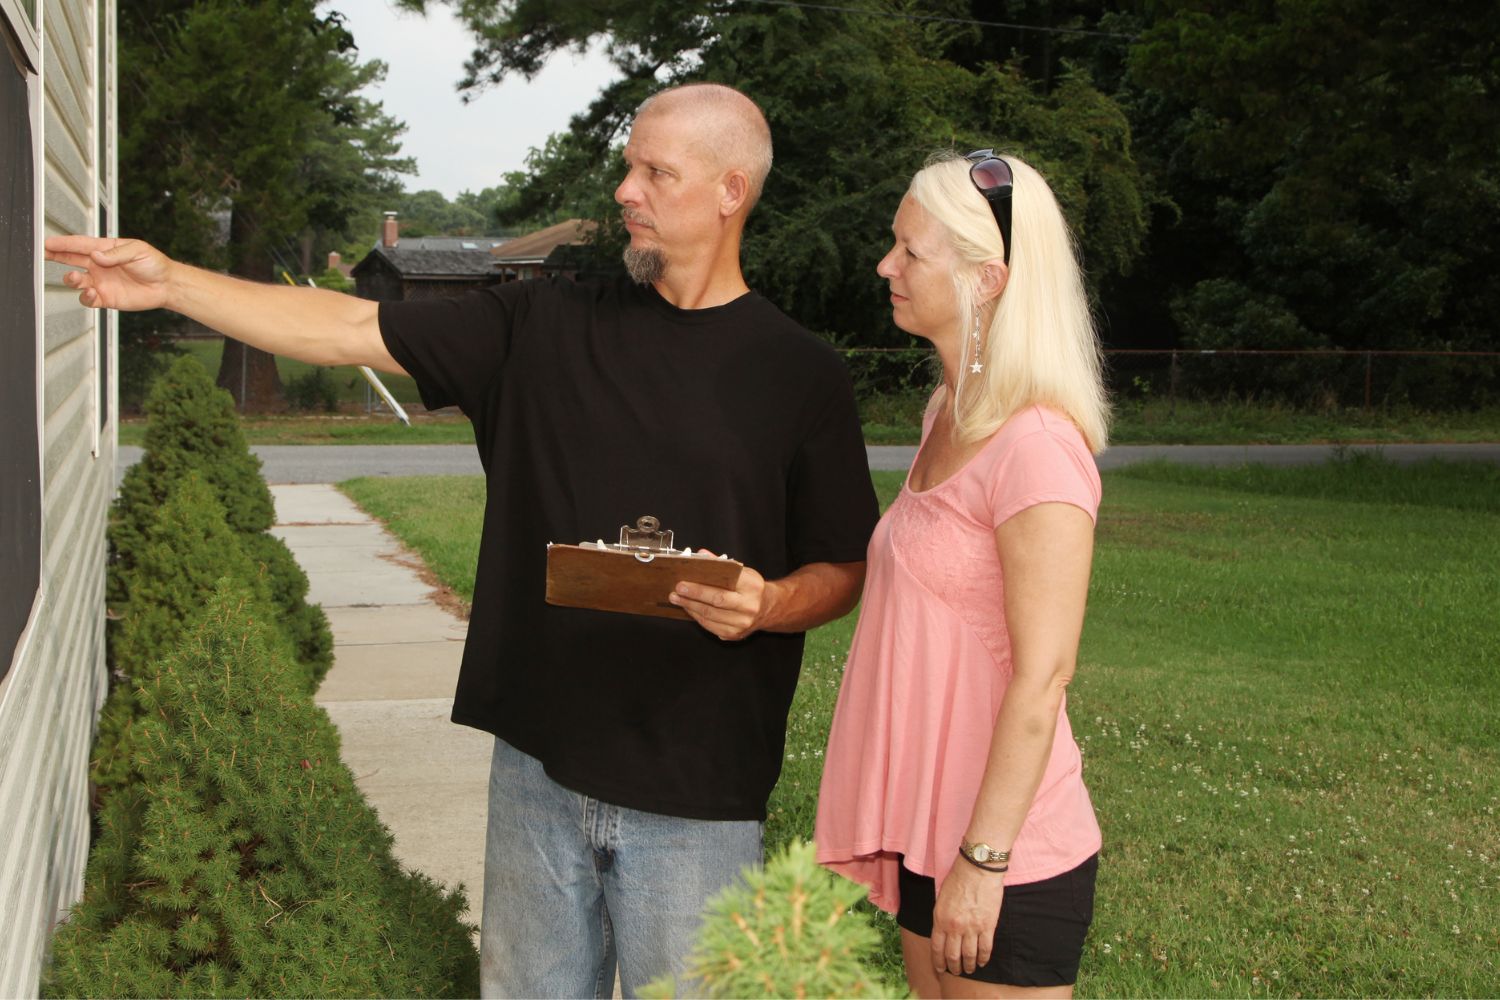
xmin=1 ymin=38 xmax=39 ymax=675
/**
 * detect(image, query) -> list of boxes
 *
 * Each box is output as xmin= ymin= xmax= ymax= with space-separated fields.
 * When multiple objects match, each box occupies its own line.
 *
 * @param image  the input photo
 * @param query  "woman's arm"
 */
xmin=929 ymin=500 xmax=1096 ymax=977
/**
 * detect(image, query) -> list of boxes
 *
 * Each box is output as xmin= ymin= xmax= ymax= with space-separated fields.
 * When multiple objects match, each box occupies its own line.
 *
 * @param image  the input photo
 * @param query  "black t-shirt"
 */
xmin=379 ymin=276 xmax=880 ymax=820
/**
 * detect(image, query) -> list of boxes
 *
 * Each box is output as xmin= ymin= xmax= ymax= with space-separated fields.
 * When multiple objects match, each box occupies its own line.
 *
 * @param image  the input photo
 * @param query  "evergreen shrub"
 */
xmin=242 ymin=532 xmax=334 ymax=687
xmin=48 ymin=582 xmax=479 ymax=998
xmin=96 ymin=476 xmax=282 ymax=800
xmin=284 ymin=366 xmax=340 ymax=413
xmin=108 ymin=353 xmax=332 ymax=688
xmin=644 ymin=840 xmax=898 ymax=999
xmin=111 ymin=355 xmax=273 ymax=604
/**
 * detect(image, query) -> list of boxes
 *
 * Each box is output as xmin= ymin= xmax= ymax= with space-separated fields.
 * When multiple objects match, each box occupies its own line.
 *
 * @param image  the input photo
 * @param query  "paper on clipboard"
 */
xmin=545 ymin=516 xmax=743 ymax=621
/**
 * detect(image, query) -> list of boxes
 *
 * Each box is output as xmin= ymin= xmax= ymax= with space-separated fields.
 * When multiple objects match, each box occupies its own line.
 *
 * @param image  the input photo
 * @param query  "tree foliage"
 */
xmin=1128 ymin=0 xmax=1500 ymax=357
xmin=402 ymin=0 xmax=1151 ymax=347
xmin=398 ymin=0 xmax=1495 ymax=402
xmin=120 ymin=0 xmax=414 ymax=408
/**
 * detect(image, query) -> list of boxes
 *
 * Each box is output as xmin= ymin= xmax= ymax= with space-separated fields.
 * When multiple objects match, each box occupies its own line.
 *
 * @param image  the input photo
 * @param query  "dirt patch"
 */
xmin=376 ymin=548 xmax=472 ymax=622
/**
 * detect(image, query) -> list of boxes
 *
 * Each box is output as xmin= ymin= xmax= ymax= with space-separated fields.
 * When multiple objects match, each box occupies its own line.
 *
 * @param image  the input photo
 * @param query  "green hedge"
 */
xmin=94 ymin=476 xmax=283 ymax=798
xmin=108 ymin=354 xmax=332 ymax=686
xmin=47 ymin=583 xmax=478 ymax=998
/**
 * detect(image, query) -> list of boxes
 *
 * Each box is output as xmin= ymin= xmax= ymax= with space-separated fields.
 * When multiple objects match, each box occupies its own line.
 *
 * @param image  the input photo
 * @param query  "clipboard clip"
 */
xmin=618 ymin=515 xmax=674 ymax=563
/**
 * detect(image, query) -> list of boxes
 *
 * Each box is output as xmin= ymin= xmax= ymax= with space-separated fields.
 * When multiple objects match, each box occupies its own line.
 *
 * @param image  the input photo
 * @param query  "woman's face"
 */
xmin=876 ymin=195 xmax=961 ymax=344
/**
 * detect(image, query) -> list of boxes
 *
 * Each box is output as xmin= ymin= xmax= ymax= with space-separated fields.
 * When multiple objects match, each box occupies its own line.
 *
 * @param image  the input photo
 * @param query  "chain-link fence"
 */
xmin=840 ymin=348 xmax=1500 ymax=412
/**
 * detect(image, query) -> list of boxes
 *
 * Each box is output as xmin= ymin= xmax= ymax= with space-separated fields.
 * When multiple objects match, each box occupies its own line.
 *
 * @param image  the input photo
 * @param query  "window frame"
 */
xmin=0 ymin=0 xmax=38 ymax=71
xmin=0 ymin=3 xmax=45 ymax=687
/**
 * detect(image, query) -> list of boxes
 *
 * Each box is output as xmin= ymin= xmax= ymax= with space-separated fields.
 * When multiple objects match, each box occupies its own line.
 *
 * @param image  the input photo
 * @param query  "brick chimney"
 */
xmin=382 ymin=211 xmax=398 ymax=248
xmin=327 ymin=250 xmax=342 ymax=270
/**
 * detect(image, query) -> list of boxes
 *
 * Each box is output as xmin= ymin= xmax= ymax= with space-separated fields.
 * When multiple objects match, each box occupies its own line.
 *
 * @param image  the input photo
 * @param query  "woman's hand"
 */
xmin=930 ymin=860 xmax=1006 ymax=976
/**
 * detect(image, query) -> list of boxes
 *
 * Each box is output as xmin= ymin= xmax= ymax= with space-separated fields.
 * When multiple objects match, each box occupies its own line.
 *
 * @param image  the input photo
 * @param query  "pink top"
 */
xmin=814 ymin=405 xmax=1102 ymax=912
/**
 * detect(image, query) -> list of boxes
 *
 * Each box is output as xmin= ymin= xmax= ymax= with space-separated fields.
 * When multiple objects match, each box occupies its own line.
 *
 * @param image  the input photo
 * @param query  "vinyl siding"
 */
xmin=0 ymin=0 xmax=114 ymax=995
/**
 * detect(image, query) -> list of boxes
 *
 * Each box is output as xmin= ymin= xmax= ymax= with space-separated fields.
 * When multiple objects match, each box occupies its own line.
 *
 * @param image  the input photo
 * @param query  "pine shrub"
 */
xmin=48 ymin=582 xmax=479 ymax=998
xmin=108 ymin=353 xmax=333 ymax=690
xmin=242 ymin=532 xmax=334 ymax=687
xmin=96 ymin=475 xmax=281 ymax=801
xmin=110 ymin=475 xmax=276 ymax=678
xmin=110 ymin=355 xmax=273 ymax=607
xmin=643 ymin=840 xmax=899 ymax=999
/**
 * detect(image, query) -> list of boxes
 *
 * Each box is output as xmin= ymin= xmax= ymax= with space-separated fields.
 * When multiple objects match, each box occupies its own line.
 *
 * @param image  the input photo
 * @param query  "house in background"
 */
xmin=351 ymin=214 xmax=602 ymax=303
xmin=351 ymin=211 xmax=511 ymax=302
xmin=489 ymin=218 xmax=598 ymax=281
xmin=0 ymin=0 xmax=118 ymax=995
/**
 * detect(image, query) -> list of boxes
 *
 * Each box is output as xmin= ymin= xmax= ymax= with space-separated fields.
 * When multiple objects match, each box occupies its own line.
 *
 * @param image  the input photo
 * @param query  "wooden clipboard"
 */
xmin=544 ymin=516 xmax=743 ymax=621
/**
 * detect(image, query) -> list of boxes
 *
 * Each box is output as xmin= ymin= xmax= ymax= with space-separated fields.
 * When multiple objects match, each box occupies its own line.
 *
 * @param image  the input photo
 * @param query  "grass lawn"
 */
xmin=119 ymin=414 xmax=475 ymax=446
xmin=339 ymin=458 xmax=1497 ymax=996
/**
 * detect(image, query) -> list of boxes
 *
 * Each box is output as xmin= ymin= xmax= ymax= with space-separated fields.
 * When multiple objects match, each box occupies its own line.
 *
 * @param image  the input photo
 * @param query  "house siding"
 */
xmin=0 ymin=0 xmax=115 ymax=995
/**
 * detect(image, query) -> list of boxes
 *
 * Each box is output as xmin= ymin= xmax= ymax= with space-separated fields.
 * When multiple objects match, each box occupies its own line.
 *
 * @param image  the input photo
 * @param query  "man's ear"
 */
xmin=720 ymin=170 xmax=751 ymax=218
xmin=977 ymin=260 xmax=1009 ymax=304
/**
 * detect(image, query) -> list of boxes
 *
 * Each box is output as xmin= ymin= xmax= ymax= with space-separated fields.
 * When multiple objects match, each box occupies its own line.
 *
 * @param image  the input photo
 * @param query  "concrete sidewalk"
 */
xmin=269 ymin=484 xmax=490 ymax=928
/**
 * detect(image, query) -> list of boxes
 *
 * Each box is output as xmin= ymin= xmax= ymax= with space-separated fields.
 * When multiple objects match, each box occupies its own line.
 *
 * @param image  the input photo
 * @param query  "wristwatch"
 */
xmin=959 ymin=841 xmax=1010 ymax=866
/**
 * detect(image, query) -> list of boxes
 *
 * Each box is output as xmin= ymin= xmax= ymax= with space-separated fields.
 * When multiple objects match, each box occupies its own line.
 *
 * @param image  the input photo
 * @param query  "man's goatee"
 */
xmin=623 ymin=247 xmax=667 ymax=285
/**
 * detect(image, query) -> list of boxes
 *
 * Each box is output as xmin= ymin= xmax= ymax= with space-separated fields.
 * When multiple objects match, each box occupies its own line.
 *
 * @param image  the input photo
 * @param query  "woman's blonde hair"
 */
xmin=908 ymin=152 xmax=1110 ymax=454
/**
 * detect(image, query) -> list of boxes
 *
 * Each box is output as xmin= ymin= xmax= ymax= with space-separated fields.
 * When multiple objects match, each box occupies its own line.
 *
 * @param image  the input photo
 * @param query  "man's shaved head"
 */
xmin=633 ymin=83 xmax=774 ymax=211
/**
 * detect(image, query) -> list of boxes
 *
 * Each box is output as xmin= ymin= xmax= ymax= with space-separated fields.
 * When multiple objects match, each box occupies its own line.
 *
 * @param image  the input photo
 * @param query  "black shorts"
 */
xmin=895 ymin=853 xmax=1098 ymax=987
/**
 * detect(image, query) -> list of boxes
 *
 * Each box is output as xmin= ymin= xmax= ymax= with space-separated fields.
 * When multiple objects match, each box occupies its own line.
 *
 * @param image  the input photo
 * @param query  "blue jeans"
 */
xmin=480 ymin=738 xmax=763 ymax=999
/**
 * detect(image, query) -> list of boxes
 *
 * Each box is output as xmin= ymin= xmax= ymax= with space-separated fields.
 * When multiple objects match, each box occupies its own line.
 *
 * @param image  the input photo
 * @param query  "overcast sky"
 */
xmin=331 ymin=2 xmax=619 ymax=199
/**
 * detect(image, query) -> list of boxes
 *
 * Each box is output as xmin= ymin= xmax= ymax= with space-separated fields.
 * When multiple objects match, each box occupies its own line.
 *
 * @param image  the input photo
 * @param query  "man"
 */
xmin=48 ymin=83 xmax=879 ymax=997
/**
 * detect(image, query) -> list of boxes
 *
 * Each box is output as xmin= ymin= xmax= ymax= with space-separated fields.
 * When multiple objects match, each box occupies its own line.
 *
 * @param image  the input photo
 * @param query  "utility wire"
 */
xmin=723 ymin=0 xmax=1140 ymax=40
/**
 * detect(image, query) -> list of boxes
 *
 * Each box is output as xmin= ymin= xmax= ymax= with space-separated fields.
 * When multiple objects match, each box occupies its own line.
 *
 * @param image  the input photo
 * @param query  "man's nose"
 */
xmin=614 ymin=173 xmax=637 ymax=206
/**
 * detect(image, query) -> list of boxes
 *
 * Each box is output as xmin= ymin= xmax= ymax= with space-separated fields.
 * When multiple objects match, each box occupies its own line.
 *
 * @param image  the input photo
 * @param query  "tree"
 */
xmin=120 ymin=1 xmax=414 ymax=410
xmin=399 ymin=0 xmax=1151 ymax=349
xmin=1128 ymin=0 xmax=1500 ymax=364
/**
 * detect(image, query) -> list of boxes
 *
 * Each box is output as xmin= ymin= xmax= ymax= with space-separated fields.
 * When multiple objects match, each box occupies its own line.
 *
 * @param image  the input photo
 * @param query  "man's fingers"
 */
xmin=672 ymin=596 xmax=749 ymax=639
xmin=45 ymin=249 xmax=98 ymax=268
xmin=44 ymin=234 xmax=113 ymax=256
xmin=673 ymin=581 xmax=737 ymax=608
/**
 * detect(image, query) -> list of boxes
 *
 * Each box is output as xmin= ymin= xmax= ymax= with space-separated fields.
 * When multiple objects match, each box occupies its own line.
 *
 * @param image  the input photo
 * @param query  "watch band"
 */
xmin=957 ymin=848 xmax=1008 ymax=874
xmin=960 ymin=840 xmax=1011 ymax=865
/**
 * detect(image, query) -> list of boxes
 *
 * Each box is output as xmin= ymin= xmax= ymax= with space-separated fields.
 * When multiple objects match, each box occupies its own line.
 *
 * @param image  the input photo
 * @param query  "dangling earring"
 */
xmin=968 ymin=311 xmax=985 ymax=375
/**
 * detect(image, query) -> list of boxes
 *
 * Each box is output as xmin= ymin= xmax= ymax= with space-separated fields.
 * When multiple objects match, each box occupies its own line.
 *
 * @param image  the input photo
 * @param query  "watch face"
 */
xmin=971 ymin=843 xmax=992 ymax=860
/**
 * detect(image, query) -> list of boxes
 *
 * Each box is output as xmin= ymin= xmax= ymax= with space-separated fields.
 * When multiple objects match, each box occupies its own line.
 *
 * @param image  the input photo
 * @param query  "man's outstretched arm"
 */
xmin=45 ymin=236 xmax=405 ymax=374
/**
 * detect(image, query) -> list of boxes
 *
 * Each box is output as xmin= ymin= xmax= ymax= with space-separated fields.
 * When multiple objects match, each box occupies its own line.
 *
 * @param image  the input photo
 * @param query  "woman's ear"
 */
xmin=976 ymin=260 xmax=1008 ymax=304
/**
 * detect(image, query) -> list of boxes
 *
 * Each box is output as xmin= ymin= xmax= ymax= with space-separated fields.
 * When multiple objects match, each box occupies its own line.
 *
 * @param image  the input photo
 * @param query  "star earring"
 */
xmin=969 ymin=312 xmax=985 ymax=375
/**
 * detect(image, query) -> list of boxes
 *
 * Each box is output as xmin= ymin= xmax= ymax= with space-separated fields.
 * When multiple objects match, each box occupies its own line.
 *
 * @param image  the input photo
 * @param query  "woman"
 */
xmin=815 ymin=150 xmax=1109 ymax=999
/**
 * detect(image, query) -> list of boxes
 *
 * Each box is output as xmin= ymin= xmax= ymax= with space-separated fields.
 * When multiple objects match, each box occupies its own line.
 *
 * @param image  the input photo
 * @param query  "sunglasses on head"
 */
xmin=965 ymin=149 xmax=1013 ymax=267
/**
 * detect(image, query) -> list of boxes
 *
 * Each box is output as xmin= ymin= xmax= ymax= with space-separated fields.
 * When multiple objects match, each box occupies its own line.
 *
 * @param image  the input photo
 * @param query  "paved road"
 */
xmin=116 ymin=441 xmax=1500 ymax=487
